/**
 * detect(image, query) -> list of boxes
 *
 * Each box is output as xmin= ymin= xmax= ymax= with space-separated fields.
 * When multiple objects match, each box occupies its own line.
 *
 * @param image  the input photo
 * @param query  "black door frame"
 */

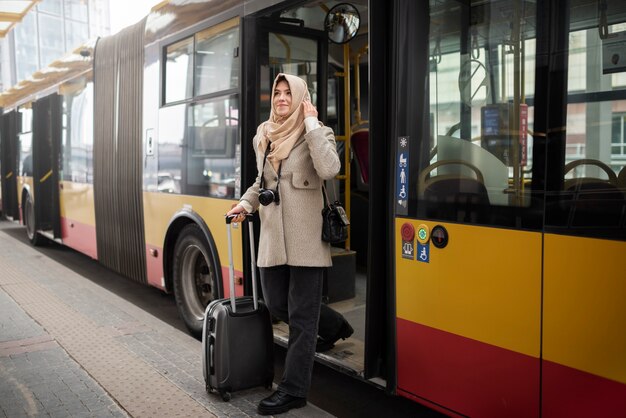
xmin=32 ymin=94 xmax=63 ymax=238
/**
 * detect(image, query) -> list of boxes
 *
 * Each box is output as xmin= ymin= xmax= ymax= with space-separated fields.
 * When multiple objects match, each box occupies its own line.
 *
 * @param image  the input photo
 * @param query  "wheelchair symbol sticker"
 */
xmin=417 ymin=243 xmax=430 ymax=263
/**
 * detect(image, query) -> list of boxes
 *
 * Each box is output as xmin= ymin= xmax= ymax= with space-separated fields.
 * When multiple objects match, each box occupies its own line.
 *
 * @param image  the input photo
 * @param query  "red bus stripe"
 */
xmin=542 ymin=360 xmax=626 ymax=418
xmin=60 ymin=217 xmax=97 ymax=259
xmin=397 ymin=318 xmax=540 ymax=418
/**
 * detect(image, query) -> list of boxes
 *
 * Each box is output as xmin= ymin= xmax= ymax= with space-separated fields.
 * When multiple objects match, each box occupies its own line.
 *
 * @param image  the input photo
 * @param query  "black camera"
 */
xmin=258 ymin=188 xmax=280 ymax=206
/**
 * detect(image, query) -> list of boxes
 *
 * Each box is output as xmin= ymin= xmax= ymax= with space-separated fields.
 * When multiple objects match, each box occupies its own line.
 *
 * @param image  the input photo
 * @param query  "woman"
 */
xmin=227 ymin=73 xmax=352 ymax=415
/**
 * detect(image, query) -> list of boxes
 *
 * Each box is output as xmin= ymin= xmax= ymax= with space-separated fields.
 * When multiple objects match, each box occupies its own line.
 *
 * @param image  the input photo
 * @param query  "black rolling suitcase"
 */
xmin=202 ymin=216 xmax=274 ymax=401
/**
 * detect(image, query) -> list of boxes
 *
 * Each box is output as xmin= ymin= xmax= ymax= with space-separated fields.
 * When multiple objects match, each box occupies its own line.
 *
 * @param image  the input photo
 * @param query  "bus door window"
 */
xmin=411 ymin=0 xmax=539 ymax=227
xmin=260 ymin=33 xmax=319 ymax=122
xmin=545 ymin=0 xmax=626 ymax=238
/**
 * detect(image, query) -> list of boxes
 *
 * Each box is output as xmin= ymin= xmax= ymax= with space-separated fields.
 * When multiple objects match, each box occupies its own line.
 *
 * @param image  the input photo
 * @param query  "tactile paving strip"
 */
xmin=1 ymin=258 xmax=214 ymax=417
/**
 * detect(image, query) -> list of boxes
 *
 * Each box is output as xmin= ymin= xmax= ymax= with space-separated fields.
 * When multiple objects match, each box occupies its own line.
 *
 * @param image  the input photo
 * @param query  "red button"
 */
xmin=401 ymin=223 xmax=415 ymax=241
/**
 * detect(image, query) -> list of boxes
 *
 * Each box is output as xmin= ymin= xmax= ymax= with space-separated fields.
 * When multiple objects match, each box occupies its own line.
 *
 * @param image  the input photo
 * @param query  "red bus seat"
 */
xmin=351 ymin=129 xmax=369 ymax=192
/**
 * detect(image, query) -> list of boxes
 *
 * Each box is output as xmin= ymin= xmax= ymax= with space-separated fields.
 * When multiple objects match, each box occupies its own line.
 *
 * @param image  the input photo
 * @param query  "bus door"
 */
xmin=1 ymin=110 xmax=20 ymax=220
xmin=390 ymin=1 xmax=543 ymax=417
xmin=244 ymin=2 xmax=374 ymax=377
xmin=541 ymin=0 xmax=626 ymax=415
xmin=243 ymin=6 xmax=329 ymax=299
xmin=32 ymin=94 xmax=62 ymax=239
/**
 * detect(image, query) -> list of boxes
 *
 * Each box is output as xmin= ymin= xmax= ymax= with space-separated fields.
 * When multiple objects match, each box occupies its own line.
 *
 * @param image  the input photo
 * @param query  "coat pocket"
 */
xmin=291 ymin=172 xmax=320 ymax=189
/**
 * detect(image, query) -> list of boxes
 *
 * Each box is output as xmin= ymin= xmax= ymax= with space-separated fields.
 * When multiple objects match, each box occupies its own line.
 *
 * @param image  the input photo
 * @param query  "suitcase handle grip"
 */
xmin=225 ymin=213 xmax=252 ymax=224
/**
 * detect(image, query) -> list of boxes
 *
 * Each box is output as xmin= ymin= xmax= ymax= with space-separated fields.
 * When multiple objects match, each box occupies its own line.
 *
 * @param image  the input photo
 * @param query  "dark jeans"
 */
xmin=259 ymin=265 xmax=328 ymax=398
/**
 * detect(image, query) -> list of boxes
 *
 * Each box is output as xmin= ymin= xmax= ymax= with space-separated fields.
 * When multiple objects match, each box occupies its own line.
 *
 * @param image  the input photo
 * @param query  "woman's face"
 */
xmin=273 ymin=80 xmax=292 ymax=118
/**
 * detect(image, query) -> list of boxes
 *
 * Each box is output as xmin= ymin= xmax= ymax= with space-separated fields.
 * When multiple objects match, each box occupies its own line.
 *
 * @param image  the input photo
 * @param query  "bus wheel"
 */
xmin=173 ymin=223 xmax=218 ymax=337
xmin=23 ymin=193 xmax=44 ymax=246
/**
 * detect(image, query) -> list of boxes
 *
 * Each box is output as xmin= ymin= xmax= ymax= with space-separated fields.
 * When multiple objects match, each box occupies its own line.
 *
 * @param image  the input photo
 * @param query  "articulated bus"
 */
xmin=1 ymin=0 xmax=625 ymax=416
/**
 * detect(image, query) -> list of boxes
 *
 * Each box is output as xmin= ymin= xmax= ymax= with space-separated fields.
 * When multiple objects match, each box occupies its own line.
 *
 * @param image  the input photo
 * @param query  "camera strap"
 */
xmin=259 ymin=146 xmax=283 ymax=191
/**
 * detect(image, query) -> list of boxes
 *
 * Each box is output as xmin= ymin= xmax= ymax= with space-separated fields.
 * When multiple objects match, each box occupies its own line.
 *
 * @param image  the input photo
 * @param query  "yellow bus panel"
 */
xmin=543 ymin=234 xmax=626 ymax=384
xmin=396 ymin=219 xmax=542 ymax=357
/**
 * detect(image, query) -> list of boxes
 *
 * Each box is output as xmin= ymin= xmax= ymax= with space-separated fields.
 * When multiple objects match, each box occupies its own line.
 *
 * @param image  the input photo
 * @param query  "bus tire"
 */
xmin=172 ymin=223 xmax=219 ymax=337
xmin=23 ymin=192 xmax=45 ymax=246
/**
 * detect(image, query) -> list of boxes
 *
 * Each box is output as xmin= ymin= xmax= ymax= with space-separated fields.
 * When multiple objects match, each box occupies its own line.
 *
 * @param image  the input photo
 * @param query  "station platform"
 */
xmin=0 ymin=221 xmax=333 ymax=418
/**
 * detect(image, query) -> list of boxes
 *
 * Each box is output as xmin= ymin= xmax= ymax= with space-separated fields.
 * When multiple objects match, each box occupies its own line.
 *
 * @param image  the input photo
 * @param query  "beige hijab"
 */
xmin=257 ymin=73 xmax=310 ymax=171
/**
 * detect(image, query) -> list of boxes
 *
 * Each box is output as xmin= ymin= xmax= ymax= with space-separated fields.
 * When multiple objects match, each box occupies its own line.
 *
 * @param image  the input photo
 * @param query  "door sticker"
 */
xmin=396 ymin=136 xmax=410 ymax=215
xmin=401 ymin=222 xmax=415 ymax=260
xmin=417 ymin=243 xmax=430 ymax=263
xmin=402 ymin=240 xmax=415 ymax=260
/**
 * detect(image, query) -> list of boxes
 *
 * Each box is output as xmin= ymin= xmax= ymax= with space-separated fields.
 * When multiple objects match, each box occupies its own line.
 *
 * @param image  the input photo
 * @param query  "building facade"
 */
xmin=1 ymin=0 xmax=110 ymax=92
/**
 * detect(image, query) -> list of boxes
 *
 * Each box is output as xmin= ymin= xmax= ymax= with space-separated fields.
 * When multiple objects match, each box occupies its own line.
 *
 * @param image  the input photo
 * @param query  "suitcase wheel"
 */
xmin=219 ymin=390 xmax=231 ymax=402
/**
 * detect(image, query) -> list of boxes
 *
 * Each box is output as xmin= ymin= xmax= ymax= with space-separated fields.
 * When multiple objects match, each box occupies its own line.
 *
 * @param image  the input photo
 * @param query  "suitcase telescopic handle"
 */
xmin=225 ymin=215 xmax=258 ymax=312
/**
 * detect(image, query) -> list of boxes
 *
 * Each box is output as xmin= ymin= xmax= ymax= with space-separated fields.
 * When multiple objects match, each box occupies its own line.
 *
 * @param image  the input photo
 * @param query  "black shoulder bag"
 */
xmin=321 ymin=182 xmax=350 ymax=243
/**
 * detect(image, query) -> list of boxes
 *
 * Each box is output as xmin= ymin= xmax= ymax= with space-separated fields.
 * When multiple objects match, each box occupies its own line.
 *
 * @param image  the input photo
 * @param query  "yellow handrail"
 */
xmin=334 ymin=43 xmax=352 ymax=249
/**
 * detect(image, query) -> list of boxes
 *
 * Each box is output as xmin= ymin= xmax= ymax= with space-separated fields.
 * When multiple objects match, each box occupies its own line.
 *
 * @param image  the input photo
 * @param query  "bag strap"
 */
xmin=322 ymin=183 xmax=331 ymax=206
xmin=322 ymin=181 xmax=340 ymax=206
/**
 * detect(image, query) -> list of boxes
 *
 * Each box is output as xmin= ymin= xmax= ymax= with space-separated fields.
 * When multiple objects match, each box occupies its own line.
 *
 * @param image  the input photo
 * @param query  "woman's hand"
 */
xmin=302 ymin=100 xmax=318 ymax=119
xmin=226 ymin=204 xmax=248 ymax=223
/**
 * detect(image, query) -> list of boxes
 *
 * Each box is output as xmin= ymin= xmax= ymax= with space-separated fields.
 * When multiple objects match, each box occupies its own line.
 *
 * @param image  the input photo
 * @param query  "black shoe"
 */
xmin=258 ymin=390 xmax=307 ymax=415
xmin=316 ymin=320 xmax=354 ymax=352
xmin=315 ymin=337 xmax=335 ymax=352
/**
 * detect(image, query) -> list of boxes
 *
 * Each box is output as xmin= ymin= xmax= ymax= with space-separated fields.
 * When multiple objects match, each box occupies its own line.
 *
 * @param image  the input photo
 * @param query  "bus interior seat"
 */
xmin=351 ymin=129 xmax=369 ymax=192
xmin=437 ymin=135 xmax=509 ymax=205
xmin=419 ymin=159 xmax=490 ymax=223
xmin=562 ymin=159 xmax=625 ymax=228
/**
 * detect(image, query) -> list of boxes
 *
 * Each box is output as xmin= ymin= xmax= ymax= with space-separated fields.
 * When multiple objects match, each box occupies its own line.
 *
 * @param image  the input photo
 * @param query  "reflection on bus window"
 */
xmin=165 ymin=37 xmax=193 ymax=104
xmin=18 ymin=106 xmax=33 ymax=177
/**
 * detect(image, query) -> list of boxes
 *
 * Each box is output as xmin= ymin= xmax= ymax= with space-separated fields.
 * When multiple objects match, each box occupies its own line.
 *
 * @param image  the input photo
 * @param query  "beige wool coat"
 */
xmin=239 ymin=125 xmax=340 ymax=267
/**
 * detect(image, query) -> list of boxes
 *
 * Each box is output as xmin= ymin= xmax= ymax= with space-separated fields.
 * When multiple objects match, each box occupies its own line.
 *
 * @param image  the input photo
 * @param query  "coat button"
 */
xmin=304 ymin=180 xmax=309 ymax=186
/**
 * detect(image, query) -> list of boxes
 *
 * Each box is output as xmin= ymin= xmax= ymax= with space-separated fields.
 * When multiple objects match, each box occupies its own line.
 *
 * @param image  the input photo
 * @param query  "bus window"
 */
xmin=194 ymin=18 xmax=240 ymax=97
xmin=159 ymin=18 xmax=241 ymax=198
xmin=404 ymin=0 xmax=540 ymax=228
xmin=18 ymin=106 xmax=33 ymax=177
xmin=164 ymin=37 xmax=194 ymax=104
xmin=62 ymin=80 xmax=94 ymax=184
xmin=545 ymin=0 xmax=626 ymax=239
xmin=185 ymin=95 xmax=239 ymax=198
